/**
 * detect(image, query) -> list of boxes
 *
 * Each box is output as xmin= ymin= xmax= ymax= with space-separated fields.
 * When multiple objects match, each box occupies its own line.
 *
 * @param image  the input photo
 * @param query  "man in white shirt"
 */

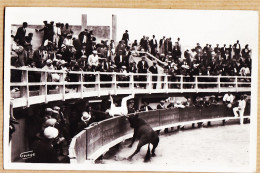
xmin=88 ymin=50 xmax=100 ymax=71
xmin=53 ymin=23 xmax=61 ymax=47
xmin=223 ymin=92 xmax=234 ymax=105
xmin=233 ymin=95 xmax=246 ymax=124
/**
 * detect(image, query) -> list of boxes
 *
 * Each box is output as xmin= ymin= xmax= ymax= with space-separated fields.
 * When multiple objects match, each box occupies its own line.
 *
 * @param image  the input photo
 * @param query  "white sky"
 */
xmin=6 ymin=7 xmax=258 ymax=49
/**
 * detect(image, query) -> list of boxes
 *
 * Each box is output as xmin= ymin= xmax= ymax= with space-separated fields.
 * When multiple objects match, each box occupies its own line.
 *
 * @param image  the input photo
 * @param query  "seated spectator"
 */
xmin=127 ymin=100 xmax=136 ymax=114
xmin=157 ymin=100 xmax=166 ymax=109
xmin=167 ymin=100 xmax=175 ymax=109
xmin=183 ymin=97 xmax=193 ymax=107
xmin=139 ymin=101 xmax=153 ymax=112
xmin=88 ymin=50 xmax=100 ymax=71
xmin=175 ymin=101 xmax=185 ymax=108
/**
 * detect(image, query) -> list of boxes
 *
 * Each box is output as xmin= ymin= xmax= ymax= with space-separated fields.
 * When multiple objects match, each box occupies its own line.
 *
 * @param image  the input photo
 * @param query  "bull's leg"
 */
xmin=151 ymin=137 xmax=159 ymax=157
xmin=128 ymin=140 xmax=146 ymax=160
xmin=144 ymin=143 xmax=151 ymax=162
xmin=128 ymin=130 xmax=136 ymax=148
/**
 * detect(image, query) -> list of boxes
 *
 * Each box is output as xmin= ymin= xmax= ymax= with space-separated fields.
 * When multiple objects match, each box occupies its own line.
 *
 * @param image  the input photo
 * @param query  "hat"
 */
xmin=43 ymin=20 xmax=47 ymax=23
xmin=45 ymin=108 xmax=53 ymax=112
xmin=56 ymin=54 xmax=62 ymax=58
xmin=45 ymin=118 xmax=57 ymax=126
xmin=81 ymin=55 xmax=87 ymax=59
xmin=122 ymin=66 xmax=126 ymax=69
xmin=210 ymin=95 xmax=215 ymax=98
xmin=84 ymin=28 xmax=88 ymax=32
xmin=129 ymin=100 xmax=135 ymax=103
xmin=44 ymin=127 xmax=59 ymax=139
xmin=153 ymin=60 xmax=157 ymax=64
xmin=53 ymin=106 xmax=60 ymax=111
xmin=81 ymin=112 xmax=91 ymax=122
xmin=67 ymin=34 xmax=72 ymax=37
xmin=46 ymin=59 xmax=52 ymax=64
xmin=59 ymin=60 xmax=66 ymax=65
xmin=161 ymin=53 xmax=165 ymax=56
xmin=93 ymin=50 xmax=97 ymax=54
xmin=160 ymin=100 xmax=165 ymax=103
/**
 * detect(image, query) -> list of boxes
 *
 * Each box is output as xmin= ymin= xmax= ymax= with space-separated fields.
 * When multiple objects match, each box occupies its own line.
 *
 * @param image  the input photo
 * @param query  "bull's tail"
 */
xmin=144 ymin=143 xmax=151 ymax=162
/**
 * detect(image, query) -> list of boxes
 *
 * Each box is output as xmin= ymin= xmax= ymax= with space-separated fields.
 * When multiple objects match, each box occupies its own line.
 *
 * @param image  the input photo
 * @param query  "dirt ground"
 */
xmin=100 ymin=123 xmax=250 ymax=172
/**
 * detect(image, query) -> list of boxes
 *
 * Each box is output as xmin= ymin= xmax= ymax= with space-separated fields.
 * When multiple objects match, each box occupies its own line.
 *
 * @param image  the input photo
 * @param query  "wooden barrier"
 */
xmin=70 ymin=104 xmax=250 ymax=163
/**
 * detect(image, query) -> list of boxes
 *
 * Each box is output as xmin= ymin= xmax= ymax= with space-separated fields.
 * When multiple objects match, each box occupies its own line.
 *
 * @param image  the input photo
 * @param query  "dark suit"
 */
xmin=114 ymin=54 xmax=126 ymax=69
xmin=149 ymin=39 xmax=158 ymax=56
xmin=15 ymin=27 xmax=26 ymax=45
xmin=149 ymin=65 xmax=158 ymax=89
xmin=122 ymin=33 xmax=129 ymax=45
xmin=137 ymin=60 xmax=149 ymax=88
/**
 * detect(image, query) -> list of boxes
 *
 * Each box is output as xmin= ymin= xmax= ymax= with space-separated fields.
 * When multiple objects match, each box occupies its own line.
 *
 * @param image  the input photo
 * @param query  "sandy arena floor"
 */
xmin=100 ymin=124 xmax=250 ymax=171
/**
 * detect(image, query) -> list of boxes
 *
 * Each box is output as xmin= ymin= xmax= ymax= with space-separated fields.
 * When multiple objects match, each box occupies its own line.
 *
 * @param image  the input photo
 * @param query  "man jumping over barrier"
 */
xmin=106 ymin=92 xmax=135 ymax=117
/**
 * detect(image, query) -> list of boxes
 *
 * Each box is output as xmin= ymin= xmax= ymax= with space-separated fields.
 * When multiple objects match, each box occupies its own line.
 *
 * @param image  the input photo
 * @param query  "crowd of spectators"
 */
xmin=11 ymin=22 xmax=252 ymax=91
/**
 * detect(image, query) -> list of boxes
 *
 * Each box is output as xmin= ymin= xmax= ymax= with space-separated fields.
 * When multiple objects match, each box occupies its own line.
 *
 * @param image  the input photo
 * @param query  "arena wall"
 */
xmin=69 ymin=104 xmax=250 ymax=163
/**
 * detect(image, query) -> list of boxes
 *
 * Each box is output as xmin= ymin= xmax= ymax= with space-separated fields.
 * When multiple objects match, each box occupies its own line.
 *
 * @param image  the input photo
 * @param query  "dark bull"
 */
xmin=125 ymin=113 xmax=159 ymax=162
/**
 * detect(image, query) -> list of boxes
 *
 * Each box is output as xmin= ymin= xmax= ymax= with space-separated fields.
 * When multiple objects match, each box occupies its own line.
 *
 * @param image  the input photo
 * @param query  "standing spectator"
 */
xmin=159 ymin=36 xmax=166 ymax=54
xmin=78 ymin=29 xmax=88 ymax=47
xmin=149 ymin=35 xmax=158 ymax=56
xmin=15 ymin=22 xmax=27 ymax=46
xmin=241 ymin=44 xmax=251 ymax=59
xmin=137 ymin=56 xmax=149 ymax=88
xmin=53 ymin=22 xmax=61 ymax=47
xmin=115 ymin=41 xmax=125 ymax=55
xmin=36 ymin=21 xmax=49 ymax=45
xmin=139 ymin=101 xmax=153 ymax=112
xmin=122 ymin=30 xmax=129 ymax=46
xmin=233 ymin=95 xmax=246 ymax=118
xmin=167 ymin=37 xmax=173 ymax=53
xmin=25 ymin=33 xmax=33 ymax=44
xmin=149 ymin=61 xmax=158 ymax=89
xmin=114 ymin=50 xmax=126 ymax=69
xmin=157 ymin=100 xmax=166 ymax=109
xmin=233 ymin=40 xmax=241 ymax=59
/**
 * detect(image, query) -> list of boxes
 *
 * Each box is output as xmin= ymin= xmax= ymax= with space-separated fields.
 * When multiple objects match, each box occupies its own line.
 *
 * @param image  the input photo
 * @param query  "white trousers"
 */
xmin=233 ymin=107 xmax=244 ymax=117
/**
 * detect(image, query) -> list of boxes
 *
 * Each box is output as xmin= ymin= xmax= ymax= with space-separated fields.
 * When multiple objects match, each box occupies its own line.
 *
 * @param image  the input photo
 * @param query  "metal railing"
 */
xmin=10 ymin=67 xmax=251 ymax=108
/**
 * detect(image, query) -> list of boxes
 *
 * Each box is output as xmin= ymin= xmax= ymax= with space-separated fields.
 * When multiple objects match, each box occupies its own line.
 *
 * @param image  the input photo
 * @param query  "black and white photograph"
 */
xmin=3 ymin=7 xmax=258 ymax=172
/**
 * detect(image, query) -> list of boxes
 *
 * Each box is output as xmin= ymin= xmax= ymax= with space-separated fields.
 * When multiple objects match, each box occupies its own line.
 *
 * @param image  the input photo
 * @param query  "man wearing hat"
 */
xmin=36 ymin=21 xmax=49 ymax=45
xmin=149 ymin=60 xmax=158 ymax=89
xmin=127 ymin=100 xmax=136 ymax=114
xmin=53 ymin=22 xmax=61 ymax=47
xmin=149 ymin=35 xmax=158 ymax=56
xmin=15 ymin=22 xmax=28 ymax=46
xmin=29 ymin=127 xmax=60 ymax=163
xmin=88 ymin=50 xmax=100 ymax=71
xmin=157 ymin=100 xmax=166 ymax=110
xmin=79 ymin=29 xmax=88 ymax=46
xmin=140 ymin=101 xmax=153 ymax=112
xmin=122 ymin=30 xmax=129 ymax=46
xmin=137 ymin=56 xmax=149 ymax=88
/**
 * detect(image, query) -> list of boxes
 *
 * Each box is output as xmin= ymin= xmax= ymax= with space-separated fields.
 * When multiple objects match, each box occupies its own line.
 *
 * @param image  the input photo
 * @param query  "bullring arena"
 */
xmin=4 ymin=8 xmax=257 ymax=172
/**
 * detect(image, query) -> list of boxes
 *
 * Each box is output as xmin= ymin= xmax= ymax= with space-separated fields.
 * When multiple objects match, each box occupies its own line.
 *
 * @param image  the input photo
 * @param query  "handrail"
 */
xmin=10 ymin=67 xmax=251 ymax=108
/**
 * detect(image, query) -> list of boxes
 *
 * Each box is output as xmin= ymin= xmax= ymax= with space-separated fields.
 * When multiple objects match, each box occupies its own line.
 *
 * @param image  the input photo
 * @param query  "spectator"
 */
xmin=149 ymin=61 xmax=158 ymax=89
xmin=233 ymin=40 xmax=241 ymax=59
xmin=167 ymin=100 xmax=175 ymax=109
xmin=157 ymin=100 xmax=166 ymax=109
xmin=137 ymin=56 xmax=149 ymax=88
xmin=127 ymin=100 xmax=136 ymax=114
xmin=36 ymin=21 xmax=49 ymax=45
xmin=233 ymin=95 xmax=246 ymax=118
xmin=175 ymin=100 xmax=185 ymax=108
xmin=88 ymin=50 xmax=100 ymax=71
xmin=223 ymin=92 xmax=234 ymax=107
xmin=15 ymin=22 xmax=28 ymax=46
xmin=139 ymin=101 xmax=153 ymax=112
xmin=122 ymin=30 xmax=129 ymax=46
xmin=149 ymin=35 xmax=158 ymax=56
xmin=159 ymin=36 xmax=166 ymax=54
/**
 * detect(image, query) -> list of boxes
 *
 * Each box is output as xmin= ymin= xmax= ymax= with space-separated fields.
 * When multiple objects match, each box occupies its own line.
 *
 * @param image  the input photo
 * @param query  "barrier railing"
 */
xmin=10 ymin=67 xmax=251 ymax=108
xmin=68 ymin=104 xmax=250 ymax=164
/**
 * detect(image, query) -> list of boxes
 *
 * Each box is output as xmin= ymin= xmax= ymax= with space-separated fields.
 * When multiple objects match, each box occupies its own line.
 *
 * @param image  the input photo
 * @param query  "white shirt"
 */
xmin=223 ymin=94 xmax=234 ymax=103
xmin=238 ymin=99 xmax=246 ymax=109
xmin=63 ymin=38 xmax=73 ymax=46
xmin=54 ymin=26 xmax=61 ymax=35
xmin=88 ymin=54 xmax=99 ymax=66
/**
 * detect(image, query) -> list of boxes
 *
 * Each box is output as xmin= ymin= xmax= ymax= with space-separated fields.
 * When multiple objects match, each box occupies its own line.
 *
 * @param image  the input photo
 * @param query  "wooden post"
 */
xmin=195 ymin=76 xmax=198 ymax=93
xmin=20 ymin=70 xmax=30 ymax=107
xmin=180 ymin=75 xmax=183 ymax=93
xmin=130 ymin=73 xmax=134 ymax=93
xmin=218 ymin=76 xmax=221 ymax=93
xmin=112 ymin=72 xmax=117 ymax=95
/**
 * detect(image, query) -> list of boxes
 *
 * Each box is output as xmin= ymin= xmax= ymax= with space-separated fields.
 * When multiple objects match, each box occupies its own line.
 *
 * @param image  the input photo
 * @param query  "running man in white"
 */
xmin=233 ymin=95 xmax=246 ymax=124
xmin=106 ymin=92 xmax=135 ymax=117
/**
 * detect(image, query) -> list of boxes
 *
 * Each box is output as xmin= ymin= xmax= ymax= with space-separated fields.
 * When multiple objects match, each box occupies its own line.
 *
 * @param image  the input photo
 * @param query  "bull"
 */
xmin=125 ymin=113 xmax=159 ymax=162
